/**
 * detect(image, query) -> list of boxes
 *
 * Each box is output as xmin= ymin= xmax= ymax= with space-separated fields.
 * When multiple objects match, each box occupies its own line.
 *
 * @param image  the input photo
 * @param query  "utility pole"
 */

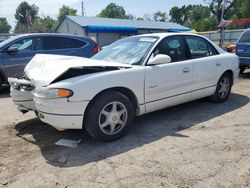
xmin=81 ymin=1 xmax=84 ymax=17
xmin=26 ymin=10 xmax=30 ymax=33
xmin=219 ymin=0 xmax=230 ymax=48
xmin=219 ymin=0 xmax=226 ymax=47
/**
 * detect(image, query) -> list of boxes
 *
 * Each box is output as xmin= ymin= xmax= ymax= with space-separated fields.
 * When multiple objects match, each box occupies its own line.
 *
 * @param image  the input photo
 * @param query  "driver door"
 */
xmin=145 ymin=36 xmax=193 ymax=113
xmin=3 ymin=37 xmax=43 ymax=78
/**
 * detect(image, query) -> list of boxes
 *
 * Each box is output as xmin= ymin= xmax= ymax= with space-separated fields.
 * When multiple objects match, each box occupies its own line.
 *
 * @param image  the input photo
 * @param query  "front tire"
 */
xmin=209 ymin=72 xmax=232 ymax=103
xmin=84 ymin=91 xmax=134 ymax=142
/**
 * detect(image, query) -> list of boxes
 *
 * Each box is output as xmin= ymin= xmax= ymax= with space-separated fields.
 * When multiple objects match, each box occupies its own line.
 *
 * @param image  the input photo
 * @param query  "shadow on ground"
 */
xmin=240 ymin=71 xmax=250 ymax=79
xmin=15 ymin=93 xmax=249 ymax=167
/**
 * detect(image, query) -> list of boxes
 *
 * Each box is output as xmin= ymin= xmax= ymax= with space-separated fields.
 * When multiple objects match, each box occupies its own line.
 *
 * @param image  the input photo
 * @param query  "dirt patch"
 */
xmin=0 ymin=75 xmax=250 ymax=188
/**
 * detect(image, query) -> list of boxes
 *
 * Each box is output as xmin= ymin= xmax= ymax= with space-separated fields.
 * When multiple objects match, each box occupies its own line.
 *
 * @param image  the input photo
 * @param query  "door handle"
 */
xmin=216 ymin=62 xmax=221 ymax=66
xmin=183 ymin=68 xmax=191 ymax=73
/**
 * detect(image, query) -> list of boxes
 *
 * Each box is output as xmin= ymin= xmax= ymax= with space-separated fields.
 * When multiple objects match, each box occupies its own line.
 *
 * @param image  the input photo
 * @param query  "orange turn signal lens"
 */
xmin=57 ymin=89 xmax=73 ymax=98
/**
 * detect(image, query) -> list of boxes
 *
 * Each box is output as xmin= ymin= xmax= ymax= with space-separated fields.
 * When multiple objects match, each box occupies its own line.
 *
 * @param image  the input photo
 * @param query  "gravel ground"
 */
xmin=0 ymin=75 xmax=250 ymax=188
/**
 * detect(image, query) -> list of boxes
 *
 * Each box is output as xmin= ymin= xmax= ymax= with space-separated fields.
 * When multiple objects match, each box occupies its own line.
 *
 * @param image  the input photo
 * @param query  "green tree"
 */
xmin=169 ymin=5 xmax=192 ymax=24
xmin=189 ymin=5 xmax=217 ymax=31
xmin=14 ymin=1 xmax=39 ymax=33
xmin=57 ymin=5 xmax=77 ymax=22
xmin=97 ymin=3 xmax=128 ymax=19
xmin=240 ymin=0 xmax=250 ymax=18
xmin=169 ymin=7 xmax=183 ymax=24
xmin=189 ymin=5 xmax=210 ymax=22
xmin=170 ymin=4 xmax=217 ymax=32
xmin=136 ymin=17 xmax=144 ymax=21
xmin=233 ymin=0 xmax=250 ymax=19
xmin=153 ymin=11 xmax=168 ymax=22
xmin=31 ymin=16 xmax=57 ymax=33
xmin=15 ymin=1 xmax=38 ymax=26
xmin=0 ymin=18 xmax=11 ymax=33
xmin=205 ymin=0 xmax=237 ymax=22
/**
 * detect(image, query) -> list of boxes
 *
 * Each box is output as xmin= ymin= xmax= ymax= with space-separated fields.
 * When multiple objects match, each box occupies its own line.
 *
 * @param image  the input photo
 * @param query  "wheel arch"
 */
xmin=84 ymin=87 xmax=140 ymax=120
xmin=223 ymin=69 xmax=234 ymax=85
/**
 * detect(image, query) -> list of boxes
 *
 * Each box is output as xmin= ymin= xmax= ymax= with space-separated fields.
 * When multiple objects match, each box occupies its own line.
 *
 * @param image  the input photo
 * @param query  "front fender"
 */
xmin=48 ymin=67 xmax=146 ymax=106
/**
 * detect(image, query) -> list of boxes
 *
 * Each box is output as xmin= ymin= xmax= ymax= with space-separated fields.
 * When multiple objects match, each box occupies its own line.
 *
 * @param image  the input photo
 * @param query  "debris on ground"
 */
xmin=55 ymin=139 xmax=81 ymax=148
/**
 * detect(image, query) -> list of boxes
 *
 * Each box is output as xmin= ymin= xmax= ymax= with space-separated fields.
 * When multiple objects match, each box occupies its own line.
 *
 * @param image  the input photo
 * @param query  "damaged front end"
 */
xmin=8 ymin=77 xmax=35 ymax=114
xmin=8 ymin=54 xmax=132 ymax=115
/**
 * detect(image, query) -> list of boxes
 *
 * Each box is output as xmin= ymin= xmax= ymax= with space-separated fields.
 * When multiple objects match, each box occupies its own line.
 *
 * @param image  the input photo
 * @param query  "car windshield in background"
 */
xmin=92 ymin=36 xmax=159 ymax=65
xmin=239 ymin=30 xmax=250 ymax=43
xmin=0 ymin=36 xmax=18 ymax=49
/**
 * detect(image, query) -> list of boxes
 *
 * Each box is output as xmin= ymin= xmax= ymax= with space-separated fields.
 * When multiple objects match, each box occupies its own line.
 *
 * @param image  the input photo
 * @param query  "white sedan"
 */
xmin=9 ymin=33 xmax=239 ymax=142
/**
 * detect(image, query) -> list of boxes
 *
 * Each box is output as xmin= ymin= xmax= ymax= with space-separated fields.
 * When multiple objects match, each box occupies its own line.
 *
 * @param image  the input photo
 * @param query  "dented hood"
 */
xmin=24 ymin=54 xmax=132 ymax=87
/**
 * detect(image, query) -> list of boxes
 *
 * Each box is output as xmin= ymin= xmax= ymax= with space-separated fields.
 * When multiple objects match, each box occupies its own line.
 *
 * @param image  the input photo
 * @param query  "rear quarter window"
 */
xmin=239 ymin=30 xmax=250 ymax=43
xmin=71 ymin=38 xmax=87 ymax=48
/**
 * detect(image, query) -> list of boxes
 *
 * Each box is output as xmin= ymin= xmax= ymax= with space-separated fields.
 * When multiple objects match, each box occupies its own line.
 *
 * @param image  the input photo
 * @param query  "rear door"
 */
xmin=184 ymin=36 xmax=222 ymax=100
xmin=237 ymin=30 xmax=250 ymax=65
xmin=3 ymin=37 xmax=44 ymax=78
xmin=43 ymin=36 xmax=89 ymax=57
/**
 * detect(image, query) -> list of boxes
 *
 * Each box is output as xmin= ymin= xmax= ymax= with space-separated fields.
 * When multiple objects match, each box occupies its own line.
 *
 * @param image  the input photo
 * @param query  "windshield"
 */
xmin=0 ymin=35 xmax=20 ymax=49
xmin=92 ymin=36 xmax=159 ymax=65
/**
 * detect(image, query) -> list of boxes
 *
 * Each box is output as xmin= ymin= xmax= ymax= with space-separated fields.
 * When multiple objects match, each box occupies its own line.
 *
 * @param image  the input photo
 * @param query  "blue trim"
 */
xmin=167 ymin=28 xmax=192 ymax=32
xmin=85 ymin=25 xmax=138 ymax=33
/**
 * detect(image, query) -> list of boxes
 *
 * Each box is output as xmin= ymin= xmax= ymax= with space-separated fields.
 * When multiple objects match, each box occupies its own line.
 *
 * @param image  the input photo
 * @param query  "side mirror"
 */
xmin=6 ymin=47 xmax=18 ymax=54
xmin=148 ymin=54 xmax=171 ymax=65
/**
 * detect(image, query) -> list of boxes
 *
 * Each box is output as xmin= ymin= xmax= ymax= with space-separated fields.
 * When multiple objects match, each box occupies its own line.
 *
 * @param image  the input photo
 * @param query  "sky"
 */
xmin=0 ymin=0 xmax=205 ymax=29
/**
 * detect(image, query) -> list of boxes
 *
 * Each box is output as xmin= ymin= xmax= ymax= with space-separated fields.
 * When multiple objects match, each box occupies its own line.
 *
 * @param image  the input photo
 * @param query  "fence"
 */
xmin=0 ymin=33 xmax=16 ymax=42
xmin=0 ymin=29 xmax=247 ymax=46
xmin=198 ymin=29 xmax=245 ymax=45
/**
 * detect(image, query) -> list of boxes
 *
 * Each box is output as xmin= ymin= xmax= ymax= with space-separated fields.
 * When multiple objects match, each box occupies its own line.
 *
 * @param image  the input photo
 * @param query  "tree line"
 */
xmin=0 ymin=0 xmax=250 ymax=34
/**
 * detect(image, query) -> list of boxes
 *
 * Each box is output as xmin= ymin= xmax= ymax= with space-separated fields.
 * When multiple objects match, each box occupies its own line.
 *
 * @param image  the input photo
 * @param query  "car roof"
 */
xmin=14 ymin=33 xmax=90 ymax=39
xmin=137 ymin=32 xmax=205 ymax=39
xmin=136 ymin=32 xmax=225 ymax=54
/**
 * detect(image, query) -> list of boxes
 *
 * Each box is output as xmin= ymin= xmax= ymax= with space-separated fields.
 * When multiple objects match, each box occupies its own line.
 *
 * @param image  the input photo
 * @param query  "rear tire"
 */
xmin=84 ymin=91 xmax=134 ymax=142
xmin=209 ymin=72 xmax=232 ymax=103
xmin=0 ymin=76 xmax=3 ymax=92
xmin=240 ymin=66 xmax=246 ymax=74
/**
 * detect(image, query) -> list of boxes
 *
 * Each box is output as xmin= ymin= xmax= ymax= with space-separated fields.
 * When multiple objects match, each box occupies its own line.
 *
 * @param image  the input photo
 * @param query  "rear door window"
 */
xmin=43 ymin=36 xmax=87 ymax=50
xmin=239 ymin=30 xmax=250 ymax=43
xmin=185 ymin=36 xmax=218 ymax=59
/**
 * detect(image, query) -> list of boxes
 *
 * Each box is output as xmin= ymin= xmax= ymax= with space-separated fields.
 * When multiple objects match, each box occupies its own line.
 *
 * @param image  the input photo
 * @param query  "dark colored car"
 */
xmin=0 ymin=33 xmax=99 ymax=89
xmin=236 ymin=29 xmax=250 ymax=73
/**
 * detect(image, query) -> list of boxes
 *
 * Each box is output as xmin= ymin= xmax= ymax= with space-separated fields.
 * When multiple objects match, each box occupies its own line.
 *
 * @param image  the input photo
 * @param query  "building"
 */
xmin=56 ymin=16 xmax=191 ymax=47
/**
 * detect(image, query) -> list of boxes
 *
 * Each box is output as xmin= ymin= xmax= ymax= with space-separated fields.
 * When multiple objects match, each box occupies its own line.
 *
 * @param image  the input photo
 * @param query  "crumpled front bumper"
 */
xmin=34 ymin=96 xmax=89 ymax=130
xmin=8 ymin=77 xmax=36 ymax=113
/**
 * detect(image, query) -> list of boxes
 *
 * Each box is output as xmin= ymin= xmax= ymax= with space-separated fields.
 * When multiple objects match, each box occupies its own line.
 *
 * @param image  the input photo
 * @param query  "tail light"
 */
xmin=227 ymin=44 xmax=237 ymax=53
xmin=232 ymin=45 xmax=237 ymax=53
xmin=92 ymin=42 xmax=100 ymax=54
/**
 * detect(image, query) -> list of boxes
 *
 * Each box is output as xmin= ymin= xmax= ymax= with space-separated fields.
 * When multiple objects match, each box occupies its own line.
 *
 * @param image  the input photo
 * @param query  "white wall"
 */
xmin=95 ymin=33 xmax=121 ymax=47
xmin=57 ymin=18 xmax=84 ymax=36
xmin=56 ymin=18 xmax=169 ymax=47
